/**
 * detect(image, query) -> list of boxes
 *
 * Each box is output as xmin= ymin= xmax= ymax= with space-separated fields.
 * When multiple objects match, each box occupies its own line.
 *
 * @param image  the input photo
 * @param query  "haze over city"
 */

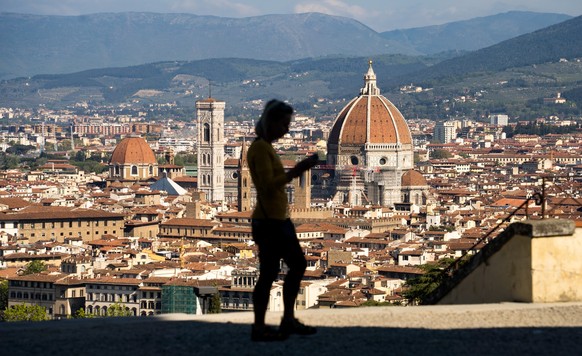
xmin=1 ymin=0 xmax=581 ymax=31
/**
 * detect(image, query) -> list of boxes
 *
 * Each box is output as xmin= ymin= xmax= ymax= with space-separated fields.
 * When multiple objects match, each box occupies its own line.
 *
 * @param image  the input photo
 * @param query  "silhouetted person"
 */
xmin=248 ymin=99 xmax=318 ymax=342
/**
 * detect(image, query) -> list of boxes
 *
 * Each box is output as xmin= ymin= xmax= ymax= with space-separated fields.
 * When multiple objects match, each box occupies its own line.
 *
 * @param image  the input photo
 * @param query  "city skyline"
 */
xmin=0 ymin=0 xmax=581 ymax=32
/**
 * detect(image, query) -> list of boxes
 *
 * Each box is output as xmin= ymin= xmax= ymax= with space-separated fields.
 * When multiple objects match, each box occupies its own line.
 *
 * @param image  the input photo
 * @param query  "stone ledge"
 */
xmin=525 ymin=219 xmax=576 ymax=237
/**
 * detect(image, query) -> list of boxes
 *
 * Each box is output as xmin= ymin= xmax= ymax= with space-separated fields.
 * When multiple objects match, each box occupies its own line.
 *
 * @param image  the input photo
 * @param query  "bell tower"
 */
xmin=237 ymin=140 xmax=252 ymax=212
xmin=196 ymin=97 xmax=225 ymax=202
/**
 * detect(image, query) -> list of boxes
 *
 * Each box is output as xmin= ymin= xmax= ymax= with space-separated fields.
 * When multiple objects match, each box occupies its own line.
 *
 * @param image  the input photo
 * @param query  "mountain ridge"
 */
xmin=0 ymin=11 xmax=572 ymax=79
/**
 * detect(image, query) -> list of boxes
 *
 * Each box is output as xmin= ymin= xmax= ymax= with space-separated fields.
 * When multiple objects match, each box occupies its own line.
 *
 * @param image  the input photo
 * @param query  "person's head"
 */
xmin=255 ymin=99 xmax=294 ymax=142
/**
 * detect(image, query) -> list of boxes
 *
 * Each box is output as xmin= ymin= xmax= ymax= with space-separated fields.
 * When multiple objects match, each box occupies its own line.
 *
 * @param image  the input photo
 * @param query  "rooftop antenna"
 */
xmin=208 ymin=81 xmax=212 ymax=99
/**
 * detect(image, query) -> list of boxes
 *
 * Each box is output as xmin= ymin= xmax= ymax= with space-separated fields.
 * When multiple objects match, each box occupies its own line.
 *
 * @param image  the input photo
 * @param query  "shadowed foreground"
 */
xmin=1 ymin=303 xmax=581 ymax=356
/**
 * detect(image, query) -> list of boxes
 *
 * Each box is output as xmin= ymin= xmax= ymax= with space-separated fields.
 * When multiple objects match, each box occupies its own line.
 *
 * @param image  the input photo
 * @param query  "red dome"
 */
xmin=328 ymin=61 xmax=412 ymax=147
xmin=110 ymin=137 xmax=156 ymax=164
xmin=401 ymin=170 xmax=428 ymax=187
xmin=328 ymin=96 xmax=412 ymax=146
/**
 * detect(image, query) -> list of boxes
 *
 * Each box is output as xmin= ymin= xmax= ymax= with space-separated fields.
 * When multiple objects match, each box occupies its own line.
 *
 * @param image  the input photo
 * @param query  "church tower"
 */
xmin=196 ymin=97 xmax=225 ymax=202
xmin=237 ymin=140 xmax=252 ymax=212
xmin=293 ymin=167 xmax=311 ymax=209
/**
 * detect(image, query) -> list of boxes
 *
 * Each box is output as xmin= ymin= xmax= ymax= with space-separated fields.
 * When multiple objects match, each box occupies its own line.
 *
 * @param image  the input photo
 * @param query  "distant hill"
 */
xmin=2 ymin=14 xmax=582 ymax=121
xmin=380 ymin=11 xmax=572 ymax=54
xmin=392 ymin=14 xmax=582 ymax=86
xmin=0 ymin=54 xmax=439 ymax=111
xmin=0 ymin=11 xmax=572 ymax=79
xmin=0 ymin=12 xmax=415 ymax=79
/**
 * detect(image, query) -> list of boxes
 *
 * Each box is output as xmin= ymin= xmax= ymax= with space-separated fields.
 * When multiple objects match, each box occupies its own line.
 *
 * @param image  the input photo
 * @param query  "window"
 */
xmin=203 ymin=123 xmax=210 ymax=142
xmin=131 ymin=165 xmax=138 ymax=176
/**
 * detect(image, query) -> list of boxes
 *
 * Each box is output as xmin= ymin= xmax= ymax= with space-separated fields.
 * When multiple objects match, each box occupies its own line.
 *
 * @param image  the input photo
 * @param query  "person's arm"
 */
xmin=287 ymin=153 xmax=319 ymax=180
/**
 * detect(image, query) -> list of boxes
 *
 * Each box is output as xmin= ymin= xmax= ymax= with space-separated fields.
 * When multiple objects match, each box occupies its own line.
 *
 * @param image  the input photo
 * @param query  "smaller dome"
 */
xmin=110 ymin=136 xmax=156 ymax=165
xmin=401 ymin=170 xmax=427 ymax=187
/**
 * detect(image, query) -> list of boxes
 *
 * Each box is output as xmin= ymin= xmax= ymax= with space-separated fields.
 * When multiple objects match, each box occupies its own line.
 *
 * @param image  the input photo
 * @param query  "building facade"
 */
xmin=434 ymin=121 xmax=457 ymax=143
xmin=0 ymin=206 xmax=125 ymax=243
xmin=312 ymin=62 xmax=415 ymax=207
xmin=196 ymin=98 xmax=226 ymax=202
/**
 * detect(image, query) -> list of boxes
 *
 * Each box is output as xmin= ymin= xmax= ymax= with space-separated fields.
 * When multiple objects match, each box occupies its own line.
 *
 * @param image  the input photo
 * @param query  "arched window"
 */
xmin=203 ymin=123 xmax=210 ymax=142
xmin=131 ymin=165 xmax=138 ymax=176
xmin=114 ymin=164 xmax=120 ymax=176
xmin=149 ymin=165 xmax=153 ymax=175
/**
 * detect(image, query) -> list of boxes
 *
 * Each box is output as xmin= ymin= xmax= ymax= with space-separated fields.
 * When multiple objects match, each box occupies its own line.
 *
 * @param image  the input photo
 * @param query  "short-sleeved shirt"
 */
xmin=247 ymin=138 xmax=289 ymax=220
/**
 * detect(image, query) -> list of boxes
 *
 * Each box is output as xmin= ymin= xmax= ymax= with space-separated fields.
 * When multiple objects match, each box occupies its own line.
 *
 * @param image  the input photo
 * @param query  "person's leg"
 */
xmin=278 ymin=219 xmax=316 ymax=335
xmin=280 ymin=219 xmax=307 ymax=320
xmin=252 ymin=219 xmax=281 ymax=327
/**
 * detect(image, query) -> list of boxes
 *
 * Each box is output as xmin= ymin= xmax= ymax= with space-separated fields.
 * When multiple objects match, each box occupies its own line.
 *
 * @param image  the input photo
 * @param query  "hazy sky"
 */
xmin=1 ymin=0 xmax=581 ymax=31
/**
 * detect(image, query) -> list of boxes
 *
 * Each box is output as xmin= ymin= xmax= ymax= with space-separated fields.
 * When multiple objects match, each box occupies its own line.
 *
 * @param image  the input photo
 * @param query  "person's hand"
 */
xmin=288 ymin=153 xmax=319 ymax=180
xmin=296 ymin=153 xmax=318 ymax=171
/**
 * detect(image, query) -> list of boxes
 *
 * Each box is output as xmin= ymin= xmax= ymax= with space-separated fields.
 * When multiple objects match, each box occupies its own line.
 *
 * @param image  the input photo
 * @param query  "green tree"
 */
xmin=22 ymin=261 xmax=47 ymax=275
xmin=403 ymin=258 xmax=457 ymax=305
xmin=429 ymin=149 xmax=453 ymax=160
xmin=3 ymin=304 xmax=49 ymax=322
xmin=6 ymin=144 xmax=35 ymax=155
xmin=106 ymin=302 xmax=134 ymax=317
xmin=0 ymin=280 xmax=8 ymax=311
xmin=208 ymin=293 xmax=222 ymax=314
xmin=74 ymin=307 xmax=95 ymax=319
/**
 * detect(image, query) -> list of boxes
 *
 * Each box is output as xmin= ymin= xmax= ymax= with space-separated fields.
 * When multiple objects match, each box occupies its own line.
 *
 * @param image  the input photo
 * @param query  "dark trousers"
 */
xmin=252 ymin=218 xmax=307 ymax=323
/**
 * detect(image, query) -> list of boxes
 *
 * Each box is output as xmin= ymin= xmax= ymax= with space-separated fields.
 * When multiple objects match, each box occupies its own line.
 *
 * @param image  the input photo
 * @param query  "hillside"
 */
xmin=0 ymin=11 xmax=572 ymax=79
xmin=1 ymin=14 xmax=582 ymax=121
xmin=0 ymin=12 xmax=415 ymax=79
xmin=380 ymin=11 xmax=571 ymax=54
xmin=393 ymin=15 xmax=582 ymax=86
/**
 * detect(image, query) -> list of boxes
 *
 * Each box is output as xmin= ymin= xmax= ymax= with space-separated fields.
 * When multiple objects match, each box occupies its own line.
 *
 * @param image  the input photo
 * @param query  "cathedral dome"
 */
xmin=328 ymin=61 xmax=412 ymax=147
xmin=401 ymin=169 xmax=428 ymax=187
xmin=110 ymin=136 xmax=156 ymax=165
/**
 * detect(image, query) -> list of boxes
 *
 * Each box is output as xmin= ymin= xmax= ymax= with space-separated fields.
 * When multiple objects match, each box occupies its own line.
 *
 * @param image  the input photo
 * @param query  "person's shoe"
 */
xmin=279 ymin=317 xmax=317 ymax=336
xmin=251 ymin=324 xmax=288 ymax=342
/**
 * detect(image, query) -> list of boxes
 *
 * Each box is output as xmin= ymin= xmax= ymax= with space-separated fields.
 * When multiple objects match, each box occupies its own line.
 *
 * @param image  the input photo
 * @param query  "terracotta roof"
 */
xmin=401 ymin=169 xmax=428 ymax=187
xmin=161 ymin=218 xmax=217 ymax=227
xmin=0 ymin=206 xmax=124 ymax=221
xmin=328 ymin=95 xmax=412 ymax=146
xmin=109 ymin=136 xmax=156 ymax=164
xmin=0 ymin=197 xmax=34 ymax=209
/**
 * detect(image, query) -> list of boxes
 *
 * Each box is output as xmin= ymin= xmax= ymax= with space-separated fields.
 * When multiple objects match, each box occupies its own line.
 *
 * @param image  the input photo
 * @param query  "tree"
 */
xmin=208 ymin=293 xmax=222 ymax=314
xmin=429 ymin=149 xmax=453 ymax=160
xmin=3 ymin=304 xmax=49 ymax=322
xmin=74 ymin=307 xmax=95 ymax=319
xmin=403 ymin=258 xmax=457 ymax=305
xmin=0 ymin=280 xmax=8 ymax=311
xmin=22 ymin=261 xmax=47 ymax=275
xmin=105 ymin=302 xmax=134 ymax=317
